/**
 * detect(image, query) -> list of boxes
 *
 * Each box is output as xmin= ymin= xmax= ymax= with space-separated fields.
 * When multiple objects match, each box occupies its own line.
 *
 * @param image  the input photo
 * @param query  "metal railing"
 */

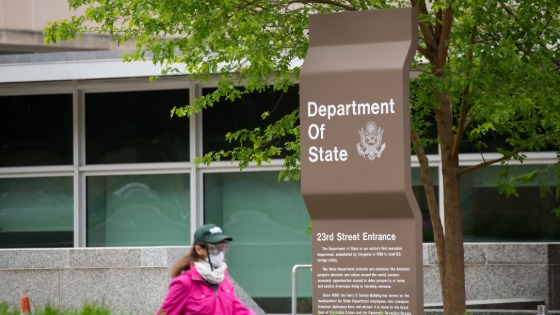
xmin=291 ymin=264 xmax=312 ymax=315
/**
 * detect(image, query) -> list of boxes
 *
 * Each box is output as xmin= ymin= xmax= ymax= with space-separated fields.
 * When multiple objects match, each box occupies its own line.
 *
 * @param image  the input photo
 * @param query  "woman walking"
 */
xmin=157 ymin=224 xmax=255 ymax=315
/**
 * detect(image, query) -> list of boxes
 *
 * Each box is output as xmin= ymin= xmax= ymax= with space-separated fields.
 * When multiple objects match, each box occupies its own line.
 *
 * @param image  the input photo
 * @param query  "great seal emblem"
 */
xmin=357 ymin=121 xmax=386 ymax=160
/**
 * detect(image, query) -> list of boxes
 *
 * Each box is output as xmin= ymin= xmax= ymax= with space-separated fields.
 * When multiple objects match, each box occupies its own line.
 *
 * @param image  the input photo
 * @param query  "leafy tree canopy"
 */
xmin=44 ymin=1 xmax=560 ymax=182
xmin=45 ymin=1 xmax=560 ymax=314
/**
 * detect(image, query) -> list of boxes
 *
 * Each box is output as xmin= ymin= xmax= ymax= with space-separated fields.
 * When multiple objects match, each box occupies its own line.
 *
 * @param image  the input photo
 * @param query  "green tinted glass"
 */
xmin=411 ymin=167 xmax=438 ymax=242
xmin=87 ymin=173 xmax=190 ymax=246
xmin=204 ymin=171 xmax=311 ymax=313
xmin=461 ymin=165 xmax=560 ymax=241
xmin=0 ymin=177 xmax=73 ymax=247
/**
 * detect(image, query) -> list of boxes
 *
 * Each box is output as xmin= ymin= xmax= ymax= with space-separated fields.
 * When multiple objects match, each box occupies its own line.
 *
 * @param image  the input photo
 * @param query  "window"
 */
xmin=204 ymin=171 xmax=311 ymax=313
xmin=0 ymin=94 xmax=73 ymax=167
xmin=87 ymin=173 xmax=190 ymax=247
xmin=85 ymin=89 xmax=189 ymax=164
xmin=202 ymin=86 xmax=299 ymax=155
xmin=461 ymin=165 xmax=560 ymax=241
xmin=0 ymin=177 xmax=73 ymax=248
xmin=412 ymin=167 xmax=439 ymax=242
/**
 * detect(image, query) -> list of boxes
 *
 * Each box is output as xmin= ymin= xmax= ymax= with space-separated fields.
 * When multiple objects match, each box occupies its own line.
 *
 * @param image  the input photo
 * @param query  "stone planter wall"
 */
xmin=0 ymin=246 xmax=265 ymax=315
xmin=423 ymin=243 xmax=559 ymax=310
xmin=0 ymin=243 xmax=558 ymax=314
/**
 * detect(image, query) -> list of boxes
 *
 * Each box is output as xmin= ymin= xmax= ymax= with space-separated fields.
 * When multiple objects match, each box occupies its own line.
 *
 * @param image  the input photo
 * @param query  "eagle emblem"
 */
xmin=356 ymin=121 xmax=386 ymax=161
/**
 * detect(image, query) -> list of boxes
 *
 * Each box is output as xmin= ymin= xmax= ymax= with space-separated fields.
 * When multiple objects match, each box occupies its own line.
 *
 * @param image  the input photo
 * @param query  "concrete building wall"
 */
xmin=0 ymin=0 xmax=74 ymax=31
xmin=0 ymin=0 xmax=134 ymax=52
xmin=0 ymin=243 xmax=558 ymax=314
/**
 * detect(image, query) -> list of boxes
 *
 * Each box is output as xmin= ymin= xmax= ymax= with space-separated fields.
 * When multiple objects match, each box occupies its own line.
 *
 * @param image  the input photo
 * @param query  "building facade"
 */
xmin=0 ymin=1 xmax=559 ymax=313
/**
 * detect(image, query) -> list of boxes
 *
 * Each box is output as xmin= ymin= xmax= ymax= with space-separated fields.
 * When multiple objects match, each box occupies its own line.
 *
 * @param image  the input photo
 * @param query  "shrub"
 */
xmin=0 ymin=302 xmax=116 ymax=315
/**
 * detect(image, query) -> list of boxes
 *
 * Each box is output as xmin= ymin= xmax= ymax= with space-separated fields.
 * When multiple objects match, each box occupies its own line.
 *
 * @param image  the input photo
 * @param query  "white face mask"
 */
xmin=208 ymin=251 xmax=225 ymax=268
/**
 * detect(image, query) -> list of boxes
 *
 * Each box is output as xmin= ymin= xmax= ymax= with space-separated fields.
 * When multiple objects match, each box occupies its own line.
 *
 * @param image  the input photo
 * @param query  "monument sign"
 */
xmin=300 ymin=8 xmax=422 ymax=315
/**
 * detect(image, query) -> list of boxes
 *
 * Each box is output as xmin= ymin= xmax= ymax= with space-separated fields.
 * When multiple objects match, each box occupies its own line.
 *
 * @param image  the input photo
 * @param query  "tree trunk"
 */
xmin=441 ymin=161 xmax=466 ymax=315
xmin=437 ymin=91 xmax=466 ymax=315
xmin=415 ymin=115 xmax=466 ymax=315
xmin=411 ymin=2 xmax=465 ymax=313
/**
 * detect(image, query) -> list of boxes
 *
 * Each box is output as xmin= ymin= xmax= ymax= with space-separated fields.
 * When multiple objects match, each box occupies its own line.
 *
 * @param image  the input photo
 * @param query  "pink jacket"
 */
xmin=157 ymin=266 xmax=256 ymax=315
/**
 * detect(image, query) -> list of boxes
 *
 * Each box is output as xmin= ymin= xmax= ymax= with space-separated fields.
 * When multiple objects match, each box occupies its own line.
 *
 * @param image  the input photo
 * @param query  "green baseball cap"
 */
xmin=194 ymin=224 xmax=233 ymax=244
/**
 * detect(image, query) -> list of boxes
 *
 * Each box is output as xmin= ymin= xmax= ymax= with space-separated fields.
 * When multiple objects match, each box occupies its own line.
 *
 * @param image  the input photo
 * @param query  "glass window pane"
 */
xmin=0 ymin=94 xmax=73 ymax=167
xmin=87 ymin=173 xmax=190 ymax=246
xmin=85 ymin=89 xmax=189 ymax=164
xmin=412 ymin=167 xmax=439 ymax=242
xmin=461 ymin=165 xmax=560 ymax=241
xmin=0 ymin=177 xmax=73 ymax=248
xmin=204 ymin=171 xmax=311 ymax=314
xmin=202 ymin=86 xmax=299 ymax=155
xmin=458 ymin=135 xmax=557 ymax=154
xmin=458 ymin=134 xmax=510 ymax=154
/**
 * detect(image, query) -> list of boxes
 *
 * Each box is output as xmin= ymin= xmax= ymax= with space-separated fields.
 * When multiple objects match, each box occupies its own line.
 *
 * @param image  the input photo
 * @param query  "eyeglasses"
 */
xmin=206 ymin=242 xmax=230 ymax=255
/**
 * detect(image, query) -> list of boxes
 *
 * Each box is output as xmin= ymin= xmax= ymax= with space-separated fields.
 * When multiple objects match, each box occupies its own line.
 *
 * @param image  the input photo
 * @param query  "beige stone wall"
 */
xmin=0 ymin=0 xmax=77 ymax=31
xmin=0 ymin=0 xmax=133 ymax=53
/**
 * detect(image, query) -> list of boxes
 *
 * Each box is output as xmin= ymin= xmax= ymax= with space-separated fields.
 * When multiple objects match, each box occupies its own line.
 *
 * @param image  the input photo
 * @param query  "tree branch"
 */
xmin=435 ymin=6 xmax=442 ymax=45
xmin=452 ymin=86 xmax=469 ymax=158
xmin=452 ymin=22 xmax=476 ymax=158
xmin=462 ymin=109 xmax=479 ymax=130
xmin=295 ymin=0 xmax=357 ymax=11
xmin=411 ymin=0 xmax=438 ymax=55
xmin=411 ymin=0 xmax=429 ymax=15
xmin=436 ymin=4 xmax=453 ymax=66
xmin=498 ymin=1 xmax=560 ymax=69
xmin=417 ymin=44 xmax=429 ymax=59
xmin=458 ymin=147 xmax=525 ymax=176
xmin=411 ymin=127 xmax=446 ymax=292
xmin=497 ymin=1 xmax=518 ymax=19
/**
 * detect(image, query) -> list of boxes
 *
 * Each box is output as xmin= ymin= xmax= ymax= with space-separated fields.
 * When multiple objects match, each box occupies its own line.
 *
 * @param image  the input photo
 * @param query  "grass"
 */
xmin=0 ymin=302 xmax=114 ymax=315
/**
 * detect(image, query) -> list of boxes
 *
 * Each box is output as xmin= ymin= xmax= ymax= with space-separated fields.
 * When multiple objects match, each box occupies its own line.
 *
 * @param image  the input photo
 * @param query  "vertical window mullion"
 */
xmin=76 ymin=87 xmax=87 ymax=247
xmin=190 ymin=82 xmax=203 ymax=239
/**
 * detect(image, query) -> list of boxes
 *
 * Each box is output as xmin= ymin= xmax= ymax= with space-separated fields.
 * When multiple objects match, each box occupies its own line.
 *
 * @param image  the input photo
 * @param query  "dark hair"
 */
xmin=170 ymin=244 xmax=206 ymax=278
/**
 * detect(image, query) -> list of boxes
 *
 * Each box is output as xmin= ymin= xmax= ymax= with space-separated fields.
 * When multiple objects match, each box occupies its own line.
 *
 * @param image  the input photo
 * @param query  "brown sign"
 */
xmin=300 ymin=8 xmax=422 ymax=315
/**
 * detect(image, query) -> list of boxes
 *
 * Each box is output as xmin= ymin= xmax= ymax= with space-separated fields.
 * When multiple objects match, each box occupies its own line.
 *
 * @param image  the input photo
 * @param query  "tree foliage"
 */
xmin=44 ymin=1 xmax=560 ymax=314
